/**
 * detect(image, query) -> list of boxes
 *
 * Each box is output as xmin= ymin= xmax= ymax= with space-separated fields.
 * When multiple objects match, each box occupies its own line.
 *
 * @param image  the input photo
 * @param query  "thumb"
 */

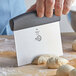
xmin=27 ymin=4 xmax=36 ymax=12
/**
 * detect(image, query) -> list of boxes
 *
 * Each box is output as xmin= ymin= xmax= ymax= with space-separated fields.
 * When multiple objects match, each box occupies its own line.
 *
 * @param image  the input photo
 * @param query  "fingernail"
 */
xmin=63 ymin=10 xmax=69 ymax=15
xmin=46 ymin=13 xmax=53 ymax=18
xmin=55 ymin=9 xmax=62 ymax=16
xmin=46 ymin=11 xmax=53 ymax=18
xmin=38 ymin=13 xmax=44 ymax=17
xmin=63 ymin=7 xmax=70 ymax=15
xmin=55 ymin=4 xmax=62 ymax=16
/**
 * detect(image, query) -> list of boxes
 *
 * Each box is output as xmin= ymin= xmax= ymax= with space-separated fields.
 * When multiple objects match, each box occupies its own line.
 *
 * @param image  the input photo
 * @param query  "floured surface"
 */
xmin=0 ymin=56 xmax=17 ymax=67
xmin=0 ymin=36 xmax=15 ymax=52
xmin=0 ymin=65 xmax=57 ymax=76
xmin=0 ymin=33 xmax=76 ymax=76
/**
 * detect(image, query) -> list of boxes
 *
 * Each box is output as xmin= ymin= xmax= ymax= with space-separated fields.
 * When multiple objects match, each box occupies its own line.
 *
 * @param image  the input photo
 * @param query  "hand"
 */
xmin=27 ymin=0 xmax=74 ymax=18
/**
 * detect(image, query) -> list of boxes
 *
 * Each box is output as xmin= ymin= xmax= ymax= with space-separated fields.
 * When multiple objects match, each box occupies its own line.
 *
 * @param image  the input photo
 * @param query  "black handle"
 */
xmin=10 ymin=11 xmax=60 ymax=31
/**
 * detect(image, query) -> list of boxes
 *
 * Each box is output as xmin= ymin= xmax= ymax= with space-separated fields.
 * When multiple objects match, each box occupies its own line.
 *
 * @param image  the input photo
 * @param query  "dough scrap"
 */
xmin=47 ymin=57 xmax=69 ymax=69
xmin=32 ymin=54 xmax=54 ymax=65
xmin=72 ymin=40 xmax=76 ymax=51
xmin=69 ymin=69 xmax=76 ymax=76
xmin=56 ymin=65 xmax=75 ymax=76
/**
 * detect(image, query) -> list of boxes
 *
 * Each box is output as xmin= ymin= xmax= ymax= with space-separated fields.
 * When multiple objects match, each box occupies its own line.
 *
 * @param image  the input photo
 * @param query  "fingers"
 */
xmin=45 ymin=0 xmax=55 ymax=17
xmin=63 ymin=0 xmax=74 ymax=14
xmin=27 ymin=0 xmax=74 ymax=17
xmin=36 ymin=0 xmax=45 ymax=17
xmin=27 ymin=4 xmax=36 ymax=12
xmin=55 ymin=0 xmax=64 ymax=16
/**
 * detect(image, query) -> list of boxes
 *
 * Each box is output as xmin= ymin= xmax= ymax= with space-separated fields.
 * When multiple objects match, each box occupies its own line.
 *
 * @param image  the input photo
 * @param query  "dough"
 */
xmin=0 ymin=54 xmax=54 ymax=76
xmin=32 ymin=54 xmax=54 ymax=65
xmin=72 ymin=40 xmax=76 ymax=51
xmin=47 ymin=57 xmax=69 ymax=69
xmin=69 ymin=69 xmax=76 ymax=76
xmin=56 ymin=65 xmax=75 ymax=76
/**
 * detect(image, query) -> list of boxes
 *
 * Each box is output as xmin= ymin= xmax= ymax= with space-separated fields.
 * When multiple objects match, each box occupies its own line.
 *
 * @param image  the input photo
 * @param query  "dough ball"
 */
xmin=56 ymin=65 xmax=75 ymax=76
xmin=72 ymin=40 xmax=76 ymax=51
xmin=47 ymin=57 xmax=69 ymax=69
xmin=32 ymin=54 xmax=54 ymax=65
xmin=69 ymin=69 xmax=76 ymax=76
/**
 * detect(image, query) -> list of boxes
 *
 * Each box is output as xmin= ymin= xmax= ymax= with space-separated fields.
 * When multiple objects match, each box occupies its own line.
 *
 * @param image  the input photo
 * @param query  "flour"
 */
xmin=39 ymin=70 xmax=47 ymax=73
xmin=0 ymin=67 xmax=34 ymax=76
xmin=0 ymin=38 xmax=16 ymax=52
xmin=25 ymin=74 xmax=32 ymax=76
xmin=0 ymin=71 xmax=7 ymax=76
xmin=0 ymin=68 xmax=22 ymax=76
xmin=63 ymin=53 xmax=76 ymax=60
xmin=35 ymin=74 xmax=39 ymax=76
xmin=39 ymin=70 xmax=48 ymax=76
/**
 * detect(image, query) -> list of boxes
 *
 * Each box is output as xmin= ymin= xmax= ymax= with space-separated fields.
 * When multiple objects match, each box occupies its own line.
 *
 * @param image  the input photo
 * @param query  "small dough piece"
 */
xmin=56 ymin=65 xmax=75 ymax=76
xmin=32 ymin=54 xmax=54 ymax=65
xmin=69 ymin=69 xmax=76 ymax=76
xmin=72 ymin=40 xmax=76 ymax=51
xmin=47 ymin=57 xmax=69 ymax=69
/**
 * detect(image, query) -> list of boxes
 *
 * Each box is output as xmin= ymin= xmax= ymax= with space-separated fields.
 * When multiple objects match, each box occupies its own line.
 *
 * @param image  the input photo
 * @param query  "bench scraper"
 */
xmin=10 ymin=11 xmax=63 ymax=66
